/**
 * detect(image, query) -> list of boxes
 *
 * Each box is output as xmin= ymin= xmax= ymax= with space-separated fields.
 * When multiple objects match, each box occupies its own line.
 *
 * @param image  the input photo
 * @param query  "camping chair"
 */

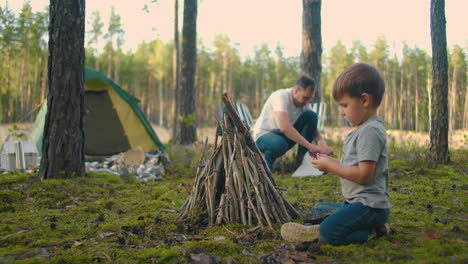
xmin=311 ymin=102 xmax=326 ymax=132
xmin=233 ymin=103 xmax=255 ymax=128
xmin=217 ymin=103 xmax=255 ymax=136
xmin=291 ymin=102 xmax=327 ymax=177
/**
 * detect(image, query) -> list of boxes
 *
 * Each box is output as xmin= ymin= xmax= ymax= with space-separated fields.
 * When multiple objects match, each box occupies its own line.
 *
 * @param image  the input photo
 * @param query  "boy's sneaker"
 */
xmin=281 ymin=223 xmax=320 ymax=243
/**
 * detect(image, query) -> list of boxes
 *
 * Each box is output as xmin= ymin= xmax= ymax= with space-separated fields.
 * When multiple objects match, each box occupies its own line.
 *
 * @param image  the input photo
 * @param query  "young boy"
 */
xmin=281 ymin=63 xmax=390 ymax=246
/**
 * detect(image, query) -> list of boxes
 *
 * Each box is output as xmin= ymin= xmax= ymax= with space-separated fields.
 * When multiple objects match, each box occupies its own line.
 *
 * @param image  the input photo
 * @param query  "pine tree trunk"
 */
xmin=107 ymin=44 xmax=112 ymax=78
xmin=391 ymin=65 xmax=397 ymax=128
xmin=115 ymin=53 xmax=120 ymax=83
xmin=94 ymin=52 xmax=99 ymax=70
xmin=301 ymin=0 xmax=322 ymax=105
xmin=5 ymin=89 xmax=11 ymax=123
xmin=415 ymin=72 xmax=419 ymax=131
xmin=18 ymin=50 xmax=25 ymax=121
xmin=398 ymin=68 xmax=404 ymax=129
xmin=429 ymin=0 xmax=450 ymax=164
xmin=449 ymin=66 xmax=458 ymax=130
xmin=172 ymin=0 xmax=180 ymax=138
xmin=176 ymin=0 xmax=197 ymax=144
xmin=209 ymin=73 xmax=216 ymax=120
xmin=40 ymin=53 xmax=48 ymax=100
xmin=463 ymin=88 xmax=468 ymax=128
xmin=159 ymin=78 xmax=164 ymax=126
xmin=40 ymin=0 xmax=86 ymax=179
xmin=406 ymin=73 xmax=412 ymax=130
xmin=33 ymin=57 xmax=40 ymax=119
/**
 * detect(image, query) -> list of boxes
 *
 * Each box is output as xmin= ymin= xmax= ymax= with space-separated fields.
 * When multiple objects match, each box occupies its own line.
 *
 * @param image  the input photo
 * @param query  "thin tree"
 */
xmin=175 ymin=0 xmax=197 ymax=144
xmin=40 ymin=0 xmax=85 ymax=179
xmin=301 ymin=0 xmax=322 ymax=104
xmin=172 ymin=0 xmax=180 ymax=137
xmin=429 ymin=0 xmax=450 ymax=164
xmin=87 ymin=10 xmax=104 ymax=70
xmin=0 ymin=3 xmax=17 ymax=123
xmin=104 ymin=7 xmax=123 ymax=80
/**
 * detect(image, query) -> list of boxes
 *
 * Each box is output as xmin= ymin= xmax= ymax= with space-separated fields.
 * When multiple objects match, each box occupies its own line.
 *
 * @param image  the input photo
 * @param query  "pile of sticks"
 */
xmin=178 ymin=94 xmax=300 ymax=228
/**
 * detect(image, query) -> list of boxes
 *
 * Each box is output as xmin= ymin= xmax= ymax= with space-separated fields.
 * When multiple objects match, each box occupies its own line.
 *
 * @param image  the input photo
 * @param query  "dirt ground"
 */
xmin=1 ymin=122 xmax=466 ymax=150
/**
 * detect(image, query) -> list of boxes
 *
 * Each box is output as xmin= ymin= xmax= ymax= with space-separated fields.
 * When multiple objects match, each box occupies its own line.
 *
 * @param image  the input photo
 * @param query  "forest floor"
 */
xmin=0 ymin=125 xmax=467 ymax=263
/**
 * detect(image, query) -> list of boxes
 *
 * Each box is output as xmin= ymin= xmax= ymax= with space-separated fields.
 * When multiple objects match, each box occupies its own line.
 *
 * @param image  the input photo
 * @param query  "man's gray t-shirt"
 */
xmin=340 ymin=116 xmax=390 ymax=209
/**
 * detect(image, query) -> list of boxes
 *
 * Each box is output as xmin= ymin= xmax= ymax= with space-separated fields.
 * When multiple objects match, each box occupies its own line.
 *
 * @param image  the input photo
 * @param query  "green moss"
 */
xmin=10 ymin=256 xmax=46 ymax=264
xmin=0 ymin=145 xmax=466 ymax=263
xmin=183 ymin=240 xmax=242 ymax=257
xmin=0 ymin=190 xmax=24 ymax=203
xmin=0 ymin=172 xmax=38 ymax=186
xmin=132 ymin=247 xmax=182 ymax=263
xmin=82 ymin=172 xmax=123 ymax=184
xmin=251 ymin=241 xmax=276 ymax=254
xmin=199 ymin=223 xmax=245 ymax=237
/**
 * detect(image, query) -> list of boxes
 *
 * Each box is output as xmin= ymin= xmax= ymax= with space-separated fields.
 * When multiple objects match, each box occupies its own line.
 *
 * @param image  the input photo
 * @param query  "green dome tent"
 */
xmin=31 ymin=66 xmax=166 ymax=156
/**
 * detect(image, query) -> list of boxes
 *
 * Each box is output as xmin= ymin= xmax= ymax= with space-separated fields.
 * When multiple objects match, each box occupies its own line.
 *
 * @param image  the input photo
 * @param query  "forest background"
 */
xmin=0 ymin=1 xmax=466 ymax=133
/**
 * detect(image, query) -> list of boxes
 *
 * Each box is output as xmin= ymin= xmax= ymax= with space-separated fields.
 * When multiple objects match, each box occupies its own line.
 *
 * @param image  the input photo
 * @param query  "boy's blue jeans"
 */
xmin=255 ymin=110 xmax=317 ymax=170
xmin=312 ymin=202 xmax=390 ymax=246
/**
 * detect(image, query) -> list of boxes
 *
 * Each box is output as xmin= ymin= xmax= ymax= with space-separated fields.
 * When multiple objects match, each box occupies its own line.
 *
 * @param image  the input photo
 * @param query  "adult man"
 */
xmin=252 ymin=75 xmax=333 ymax=170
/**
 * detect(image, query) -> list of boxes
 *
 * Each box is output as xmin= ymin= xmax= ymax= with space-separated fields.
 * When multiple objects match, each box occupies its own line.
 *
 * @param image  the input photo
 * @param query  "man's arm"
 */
xmin=315 ymin=130 xmax=328 ymax=147
xmin=275 ymin=111 xmax=321 ymax=153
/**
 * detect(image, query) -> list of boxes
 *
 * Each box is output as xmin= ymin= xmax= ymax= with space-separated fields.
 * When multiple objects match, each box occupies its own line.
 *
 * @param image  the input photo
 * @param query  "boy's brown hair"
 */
xmin=332 ymin=63 xmax=385 ymax=107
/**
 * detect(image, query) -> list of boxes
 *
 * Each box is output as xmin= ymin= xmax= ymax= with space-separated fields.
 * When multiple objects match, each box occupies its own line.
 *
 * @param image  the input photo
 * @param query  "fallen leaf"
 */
xmin=73 ymin=241 xmax=83 ymax=247
xmin=423 ymin=229 xmax=436 ymax=240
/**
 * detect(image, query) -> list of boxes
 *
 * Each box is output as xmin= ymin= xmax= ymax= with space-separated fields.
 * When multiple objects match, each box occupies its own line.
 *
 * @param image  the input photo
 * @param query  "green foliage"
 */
xmin=7 ymin=124 xmax=25 ymax=139
xmin=183 ymin=112 xmax=197 ymax=128
xmin=0 ymin=141 xmax=467 ymax=263
xmin=1 ymin=1 xmax=466 ymax=130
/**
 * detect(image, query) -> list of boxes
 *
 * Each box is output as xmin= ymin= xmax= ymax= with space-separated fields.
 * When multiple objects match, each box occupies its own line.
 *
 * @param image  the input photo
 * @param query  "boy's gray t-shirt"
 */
xmin=340 ymin=116 xmax=390 ymax=209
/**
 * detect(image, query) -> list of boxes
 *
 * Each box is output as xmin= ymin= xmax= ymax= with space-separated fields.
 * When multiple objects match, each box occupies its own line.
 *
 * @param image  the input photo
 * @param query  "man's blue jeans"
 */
xmin=255 ymin=110 xmax=318 ymax=170
xmin=313 ymin=202 xmax=390 ymax=246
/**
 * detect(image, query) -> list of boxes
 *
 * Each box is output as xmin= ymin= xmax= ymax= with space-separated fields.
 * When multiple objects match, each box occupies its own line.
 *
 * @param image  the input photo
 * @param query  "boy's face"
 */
xmin=336 ymin=94 xmax=368 ymax=127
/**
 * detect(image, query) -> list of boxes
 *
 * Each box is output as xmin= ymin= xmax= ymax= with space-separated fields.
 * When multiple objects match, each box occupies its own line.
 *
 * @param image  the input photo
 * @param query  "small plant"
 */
xmin=7 ymin=124 xmax=25 ymax=141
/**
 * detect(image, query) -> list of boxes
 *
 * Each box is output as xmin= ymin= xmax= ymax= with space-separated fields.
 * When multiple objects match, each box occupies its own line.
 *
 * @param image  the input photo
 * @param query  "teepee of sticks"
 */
xmin=178 ymin=94 xmax=300 ymax=228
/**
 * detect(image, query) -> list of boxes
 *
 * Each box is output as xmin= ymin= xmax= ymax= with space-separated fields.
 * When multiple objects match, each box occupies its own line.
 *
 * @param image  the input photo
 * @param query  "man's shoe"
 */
xmin=281 ymin=223 xmax=320 ymax=243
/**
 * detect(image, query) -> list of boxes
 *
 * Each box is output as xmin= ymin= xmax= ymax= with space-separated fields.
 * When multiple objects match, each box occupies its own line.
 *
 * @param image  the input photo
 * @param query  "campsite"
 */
xmin=1 ymin=0 xmax=467 ymax=263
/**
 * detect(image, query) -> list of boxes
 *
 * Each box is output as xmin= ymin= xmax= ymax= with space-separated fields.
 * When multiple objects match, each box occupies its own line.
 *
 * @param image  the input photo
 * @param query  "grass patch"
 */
xmin=0 ymin=142 xmax=466 ymax=263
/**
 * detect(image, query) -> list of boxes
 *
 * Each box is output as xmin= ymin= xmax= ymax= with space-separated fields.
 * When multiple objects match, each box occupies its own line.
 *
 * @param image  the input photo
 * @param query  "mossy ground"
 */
xmin=0 ymin=142 xmax=466 ymax=263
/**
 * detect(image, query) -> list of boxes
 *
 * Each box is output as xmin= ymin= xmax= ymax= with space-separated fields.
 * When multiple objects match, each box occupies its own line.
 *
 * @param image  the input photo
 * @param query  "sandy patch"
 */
xmin=1 ymin=123 xmax=466 ymax=150
xmin=323 ymin=127 xmax=467 ymax=150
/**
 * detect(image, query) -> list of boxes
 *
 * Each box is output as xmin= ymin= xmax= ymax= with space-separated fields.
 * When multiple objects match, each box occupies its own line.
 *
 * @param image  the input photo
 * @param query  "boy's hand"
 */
xmin=311 ymin=154 xmax=339 ymax=172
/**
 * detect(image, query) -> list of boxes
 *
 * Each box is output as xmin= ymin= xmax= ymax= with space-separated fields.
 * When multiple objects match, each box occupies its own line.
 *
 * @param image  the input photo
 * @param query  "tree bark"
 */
xmin=301 ymin=0 xmax=322 ymax=105
xmin=40 ymin=0 xmax=86 ymax=179
xmin=429 ymin=0 xmax=450 ymax=164
xmin=175 ymin=0 xmax=197 ymax=144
